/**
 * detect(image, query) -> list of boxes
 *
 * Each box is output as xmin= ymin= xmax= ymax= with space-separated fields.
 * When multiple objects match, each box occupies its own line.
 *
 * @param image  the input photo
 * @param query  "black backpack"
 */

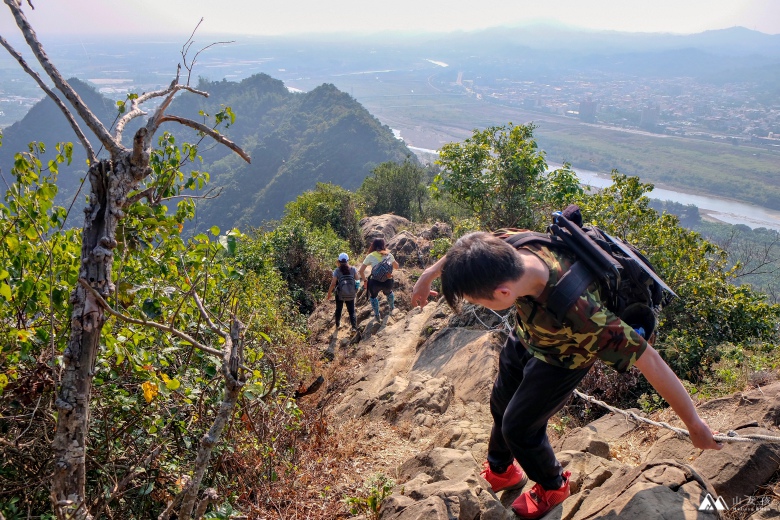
xmin=336 ymin=268 xmax=357 ymax=301
xmin=503 ymin=205 xmax=676 ymax=338
xmin=370 ymin=254 xmax=394 ymax=283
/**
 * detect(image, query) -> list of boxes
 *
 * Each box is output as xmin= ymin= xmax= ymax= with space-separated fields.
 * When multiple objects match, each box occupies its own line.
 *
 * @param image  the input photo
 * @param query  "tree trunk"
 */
xmin=51 ymin=155 xmax=146 ymax=519
xmin=176 ymin=319 xmax=245 ymax=520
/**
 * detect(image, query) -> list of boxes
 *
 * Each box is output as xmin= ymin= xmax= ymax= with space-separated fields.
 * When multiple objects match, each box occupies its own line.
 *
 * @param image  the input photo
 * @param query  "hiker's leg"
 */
xmin=369 ymin=297 xmax=381 ymax=320
xmin=378 ymin=280 xmax=394 ymax=311
xmin=346 ymin=300 xmax=357 ymax=329
xmin=334 ymin=298 xmax=344 ymax=327
xmin=501 ymin=357 xmax=591 ymax=490
xmin=368 ymin=279 xmax=381 ymax=319
xmin=487 ymin=333 xmax=531 ymax=472
xmin=367 ymin=278 xmax=381 ymax=299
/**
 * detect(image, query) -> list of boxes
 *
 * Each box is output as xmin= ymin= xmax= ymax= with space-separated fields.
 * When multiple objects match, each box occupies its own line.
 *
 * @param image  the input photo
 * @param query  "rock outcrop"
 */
xmin=312 ymin=215 xmax=780 ymax=519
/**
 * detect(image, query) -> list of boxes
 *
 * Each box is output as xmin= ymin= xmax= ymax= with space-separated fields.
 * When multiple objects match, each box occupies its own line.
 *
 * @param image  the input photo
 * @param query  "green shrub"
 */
xmin=344 ymin=474 xmax=395 ymax=519
xmin=283 ymin=182 xmax=364 ymax=253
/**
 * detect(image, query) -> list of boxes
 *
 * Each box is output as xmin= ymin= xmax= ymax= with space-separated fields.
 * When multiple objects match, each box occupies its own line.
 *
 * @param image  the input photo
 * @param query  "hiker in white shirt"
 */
xmin=358 ymin=238 xmax=399 ymax=320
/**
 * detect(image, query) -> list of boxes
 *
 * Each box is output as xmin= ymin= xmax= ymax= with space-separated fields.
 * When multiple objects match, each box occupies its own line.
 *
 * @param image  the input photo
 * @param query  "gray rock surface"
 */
xmin=318 ymin=220 xmax=780 ymax=520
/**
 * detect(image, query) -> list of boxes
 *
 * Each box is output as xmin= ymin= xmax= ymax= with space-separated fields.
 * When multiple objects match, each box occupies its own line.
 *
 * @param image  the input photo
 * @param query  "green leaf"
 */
xmin=0 ymin=283 xmax=11 ymax=300
xmin=218 ymin=234 xmax=237 ymax=256
xmin=142 ymin=298 xmax=162 ymax=319
xmin=210 ymin=225 xmax=220 ymax=236
xmin=24 ymin=226 xmax=39 ymax=240
xmin=5 ymin=235 xmax=19 ymax=253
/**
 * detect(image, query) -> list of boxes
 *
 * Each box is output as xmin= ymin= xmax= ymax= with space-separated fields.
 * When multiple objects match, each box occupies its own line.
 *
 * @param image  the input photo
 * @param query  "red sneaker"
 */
xmin=480 ymin=461 xmax=528 ymax=492
xmin=511 ymin=470 xmax=571 ymax=519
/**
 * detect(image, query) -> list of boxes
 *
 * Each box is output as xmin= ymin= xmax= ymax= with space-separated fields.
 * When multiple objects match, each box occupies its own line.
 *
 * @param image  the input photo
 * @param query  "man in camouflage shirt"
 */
xmin=411 ymin=231 xmax=722 ymax=519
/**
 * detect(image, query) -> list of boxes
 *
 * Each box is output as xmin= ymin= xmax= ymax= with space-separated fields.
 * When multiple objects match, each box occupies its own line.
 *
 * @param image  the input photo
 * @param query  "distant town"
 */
xmin=458 ymin=75 xmax=780 ymax=149
xmin=2 ymin=29 xmax=779 ymax=155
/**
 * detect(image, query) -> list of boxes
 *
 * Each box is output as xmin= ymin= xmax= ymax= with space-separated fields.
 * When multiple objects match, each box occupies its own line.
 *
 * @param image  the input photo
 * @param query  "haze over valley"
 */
xmin=2 ymin=25 xmax=780 ymax=227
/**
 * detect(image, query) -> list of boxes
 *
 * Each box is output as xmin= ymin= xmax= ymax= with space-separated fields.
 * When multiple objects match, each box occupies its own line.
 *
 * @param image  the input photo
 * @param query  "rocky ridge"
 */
xmin=307 ymin=215 xmax=780 ymax=519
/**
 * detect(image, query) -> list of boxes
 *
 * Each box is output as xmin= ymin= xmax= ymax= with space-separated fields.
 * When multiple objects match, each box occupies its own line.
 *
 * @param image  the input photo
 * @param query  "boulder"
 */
xmin=419 ymin=222 xmax=452 ymax=241
xmin=412 ymin=327 xmax=502 ymax=404
xmin=570 ymin=460 xmax=722 ymax=520
xmin=554 ymin=409 xmax=645 ymax=459
xmin=642 ymin=430 xmax=699 ymax=464
xmin=384 ymin=448 xmax=514 ymax=520
xmin=339 ymin=372 xmax=454 ymax=423
xmin=360 ymin=214 xmax=410 ymax=248
xmin=555 ymin=428 xmax=612 ymax=460
xmin=397 ymin=447 xmax=480 ymax=483
xmin=387 ymin=230 xmax=426 ymax=269
xmin=557 ymin=450 xmax=625 ymax=495
xmin=380 ymin=496 xmax=451 ymax=520
xmin=692 ymin=426 xmax=780 ymax=504
xmin=695 ymin=382 xmax=780 ymax=430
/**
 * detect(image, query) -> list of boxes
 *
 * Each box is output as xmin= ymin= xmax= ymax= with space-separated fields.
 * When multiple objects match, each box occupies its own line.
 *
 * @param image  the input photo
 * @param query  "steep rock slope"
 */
xmin=309 ymin=215 xmax=780 ymax=519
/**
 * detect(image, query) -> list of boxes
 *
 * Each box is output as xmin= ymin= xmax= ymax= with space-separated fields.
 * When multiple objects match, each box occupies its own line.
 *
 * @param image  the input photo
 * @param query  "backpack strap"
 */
xmin=503 ymin=231 xmax=596 ymax=325
xmin=503 ymin=231 xmax=564 ymax=250
xmin=546 ymin=261 xmax=596 ymax=324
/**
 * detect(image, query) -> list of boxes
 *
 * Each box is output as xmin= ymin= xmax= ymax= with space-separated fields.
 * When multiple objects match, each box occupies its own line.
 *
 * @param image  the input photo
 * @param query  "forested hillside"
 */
xmin=0 ymin=73 xmax=414 ymax=231
xmin=174 ymin=75 xmax=414 ymax=231
xmin=0 ymin=78 xmax=127 ymax=205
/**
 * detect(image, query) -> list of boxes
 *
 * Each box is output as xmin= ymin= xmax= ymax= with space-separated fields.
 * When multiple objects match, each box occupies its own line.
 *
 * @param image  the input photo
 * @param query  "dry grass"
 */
xmin=237 ymin=331 xmax=423 ymax=519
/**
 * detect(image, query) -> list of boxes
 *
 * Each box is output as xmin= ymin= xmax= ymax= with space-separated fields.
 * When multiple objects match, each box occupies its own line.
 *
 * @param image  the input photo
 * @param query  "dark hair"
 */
xmin=368 ymin=238 xmax=387 ymax=254
xmin=338 ymin=259 xmax=351 ymax=275
xmin=441 ymin=232 xmax=524 ymax=310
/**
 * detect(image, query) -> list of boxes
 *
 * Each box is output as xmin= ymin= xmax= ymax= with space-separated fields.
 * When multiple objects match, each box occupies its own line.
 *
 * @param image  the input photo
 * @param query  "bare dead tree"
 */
xmin=715 ymin=226 xmax=780 ymax=279
xmin=81 ymin=282 xmax=262 ymax=520
xmin=1 ymin=2 xmax=250 ymax=518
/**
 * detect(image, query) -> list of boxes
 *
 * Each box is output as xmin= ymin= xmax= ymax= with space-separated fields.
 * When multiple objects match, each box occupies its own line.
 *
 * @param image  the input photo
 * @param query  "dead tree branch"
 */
xmin=4 ymin=0 xmax=121 ymax=156
xmin=180 ymin=18 xmax=234 ymax=85
xmin=114 ymin=78 xmax=209 ymax=144
xmin=0 ymin=34 xmax=97 ymax=163
xmin=155 ymin=115 xmax=251 ymax=163
xmin=175 ymin=318 xmax=246 ymax=520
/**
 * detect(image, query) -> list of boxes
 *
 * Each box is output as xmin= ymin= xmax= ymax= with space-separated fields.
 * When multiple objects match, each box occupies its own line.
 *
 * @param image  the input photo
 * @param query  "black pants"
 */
xmin=335 ymin=298 xmax=356 ymax=328
xmin=367 ymin=277 xmax=394 ymax=298
xmin=487 ymin=333 xmax=591 ymax=490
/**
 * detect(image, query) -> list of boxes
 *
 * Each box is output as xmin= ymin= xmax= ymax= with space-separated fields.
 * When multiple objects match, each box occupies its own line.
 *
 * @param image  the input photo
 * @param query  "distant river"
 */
xmin=560 ymin=165 xmax=780 ymax=232
xmin=408 ymin=147 xmax=780 ymax=232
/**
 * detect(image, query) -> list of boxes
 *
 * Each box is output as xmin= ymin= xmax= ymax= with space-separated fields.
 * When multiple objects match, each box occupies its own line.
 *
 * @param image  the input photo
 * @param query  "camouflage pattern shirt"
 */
xmin=494 ymin=229 xmax=648 ymax=372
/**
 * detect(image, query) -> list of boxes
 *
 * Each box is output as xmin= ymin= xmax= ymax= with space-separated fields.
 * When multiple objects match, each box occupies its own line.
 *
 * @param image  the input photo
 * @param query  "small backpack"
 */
xmin=371 ymin=254 xmax=394 ymax=283
xmin=336 ymin=268 xmax=357 ymax=301
xmin=503 ymin=204 xmax=676 ymax=338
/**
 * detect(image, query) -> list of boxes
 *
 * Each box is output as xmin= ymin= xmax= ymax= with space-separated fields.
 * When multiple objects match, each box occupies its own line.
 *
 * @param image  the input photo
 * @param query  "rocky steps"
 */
xmin=306 ymin=215 xmax=780 ymax=520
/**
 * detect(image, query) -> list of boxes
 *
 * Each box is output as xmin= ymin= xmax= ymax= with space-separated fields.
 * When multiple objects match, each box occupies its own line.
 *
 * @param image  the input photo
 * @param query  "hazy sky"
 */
xmin=1 ymin=0 xmax=778 ymax=37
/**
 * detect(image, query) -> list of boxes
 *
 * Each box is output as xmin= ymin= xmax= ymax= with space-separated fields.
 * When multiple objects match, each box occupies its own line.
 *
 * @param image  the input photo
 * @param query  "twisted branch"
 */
xmin=4 ymin=0 xmax=121 ymax=156
xmin=154 ymin=115 xmax=251 ymax=164
xmin=0 ymin=34 xmax=97 ymax=163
